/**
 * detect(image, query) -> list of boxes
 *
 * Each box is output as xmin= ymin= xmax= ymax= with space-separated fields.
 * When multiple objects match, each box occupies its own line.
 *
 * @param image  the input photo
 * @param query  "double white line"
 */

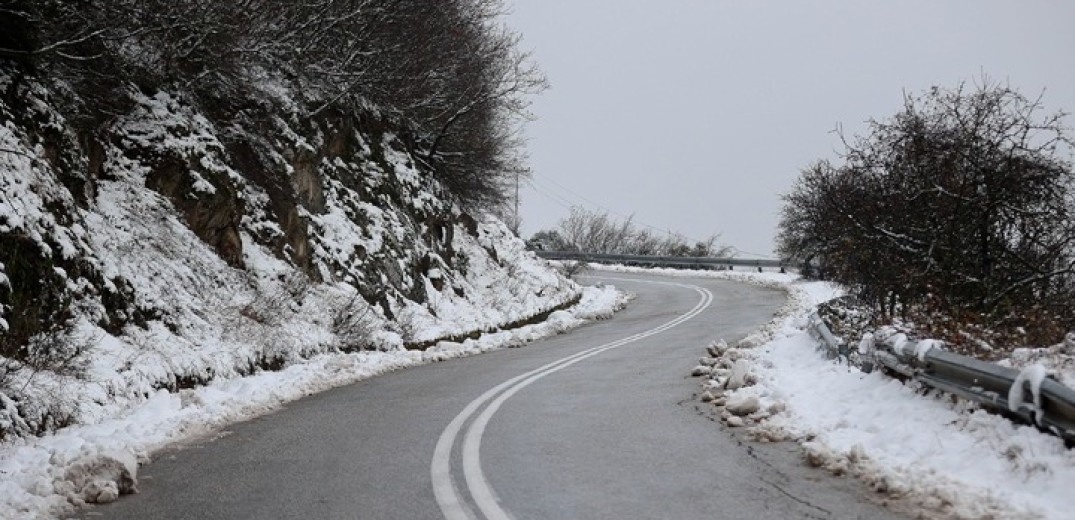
xmin=430 ymin=279 xmax=714 ymax=520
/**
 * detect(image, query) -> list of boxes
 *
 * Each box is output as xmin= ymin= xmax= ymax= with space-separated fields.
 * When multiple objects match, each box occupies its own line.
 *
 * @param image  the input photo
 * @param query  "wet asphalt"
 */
xmin=81 ymin=271 xmax=907 ymax=520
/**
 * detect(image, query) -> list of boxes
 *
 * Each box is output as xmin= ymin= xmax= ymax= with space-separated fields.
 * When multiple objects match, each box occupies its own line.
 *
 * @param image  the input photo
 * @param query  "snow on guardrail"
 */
xmin=535 ymin=251 xmax=785 ymax=270
xmin=807 ymin=313 xmax=1075 ymax=445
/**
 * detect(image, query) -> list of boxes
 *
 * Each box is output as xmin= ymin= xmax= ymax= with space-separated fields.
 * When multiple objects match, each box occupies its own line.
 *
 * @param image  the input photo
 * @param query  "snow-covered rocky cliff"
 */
xmin=0 ymin=70 xmax=580 ymax=441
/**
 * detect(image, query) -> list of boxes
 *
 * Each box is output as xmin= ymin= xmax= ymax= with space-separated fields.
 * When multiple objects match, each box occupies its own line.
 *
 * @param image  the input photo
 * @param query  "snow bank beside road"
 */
xmin=585 ymin=263 xmax=1075 ymax=518
xmin=0 ymin=284 xmax=627 ymax=520
xmin=749 ymin=329 xmax=1072 ymax=519
xmin=658 ymin=266 xmax=1075 ymax=520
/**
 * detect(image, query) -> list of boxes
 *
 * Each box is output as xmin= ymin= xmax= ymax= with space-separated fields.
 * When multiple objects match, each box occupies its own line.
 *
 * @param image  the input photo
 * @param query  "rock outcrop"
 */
xmin=0 ymin=70 xmax=577 ymax=440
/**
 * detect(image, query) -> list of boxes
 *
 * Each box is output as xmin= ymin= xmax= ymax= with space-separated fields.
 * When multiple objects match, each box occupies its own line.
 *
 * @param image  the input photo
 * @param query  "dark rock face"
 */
xmin=222 ymin=137 xmax=320 ymax=279
xmin=0 ymin=233 xmax=72 ymax=357
xmin=0 ymin=80 xmax=495 ymax=362
xmin=144 ymin=154 xmax=246 ymax=268
xmin=0 ymin=57 xmax=579 ymax=445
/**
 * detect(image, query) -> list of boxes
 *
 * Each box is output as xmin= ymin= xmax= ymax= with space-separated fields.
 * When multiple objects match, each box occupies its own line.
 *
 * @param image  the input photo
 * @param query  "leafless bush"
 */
xmin=778 ymin=80 xmax=1075 ymax=348
xmin=550 ymin=207 xmax=731 ymax=257
xmin=330 ymin=293 xmax=376 ymax=353
xmin=395 ymin=307 xmax=421 ymax=346
xmin=220 ymin=272 xmax=312 ymax=370
xmin=238 ymin=272 xmax=310 ymax=327
xmin=0 ymin=327 xmax=93 ymax=389
xmin=557 ymin=260 xmax=590 ymax=280
xmin=0 ymin=328 xmax=94 ymax=439
xmin=20 ymin=329 xmax=90 ymax=376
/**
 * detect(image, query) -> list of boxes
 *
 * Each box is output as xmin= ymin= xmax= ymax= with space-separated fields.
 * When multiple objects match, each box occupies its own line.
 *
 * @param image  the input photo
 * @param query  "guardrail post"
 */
xmin=858 ymin=332 xmax=875 ymax=373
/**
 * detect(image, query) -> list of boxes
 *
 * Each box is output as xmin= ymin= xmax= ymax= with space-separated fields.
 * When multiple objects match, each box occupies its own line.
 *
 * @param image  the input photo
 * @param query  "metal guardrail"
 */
xmin=535 ymin=251 xmax=784 ymax=270
xmin=808 ymin=313 xmax=1075 ymax=444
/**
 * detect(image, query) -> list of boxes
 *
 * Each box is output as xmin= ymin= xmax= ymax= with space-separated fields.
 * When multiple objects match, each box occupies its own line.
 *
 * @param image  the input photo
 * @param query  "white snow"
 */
xmin=1009 ymin=364 xmax=1049 ymax=424
xmin=914 ymin=339 xmax=942 ymax=362
xmin=5 ymin=237 xmax=1074 ymax=520
xmin=583 ymin=262 xmax=1075 ymax=519
xmin=0 ymin=284 xmax=627 ymax=519
xmin=5 ymin=72 xmax=1073 ymax=520
xmin=857 ymin=332 xmax=876 ymax=357
xmin=0 ymin=76 xmax=626 ymax=519
xmin=647 ymin=266 xmax=1075 ymax=520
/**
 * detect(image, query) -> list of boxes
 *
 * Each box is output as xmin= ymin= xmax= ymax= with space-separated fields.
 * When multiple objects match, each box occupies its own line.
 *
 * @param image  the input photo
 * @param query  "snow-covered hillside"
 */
xmin=0 ymin=72 xmax=581 ymax=446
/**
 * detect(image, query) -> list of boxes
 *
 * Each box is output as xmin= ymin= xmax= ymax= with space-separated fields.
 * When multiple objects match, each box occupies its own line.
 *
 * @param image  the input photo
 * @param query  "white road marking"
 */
xmin=431 ymin=279 xmax=714 ymax=520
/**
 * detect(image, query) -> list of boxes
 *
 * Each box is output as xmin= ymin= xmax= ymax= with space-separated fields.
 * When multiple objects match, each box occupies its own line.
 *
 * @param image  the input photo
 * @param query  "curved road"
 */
xmin=82 ymin=272 xmax=906 ymax=520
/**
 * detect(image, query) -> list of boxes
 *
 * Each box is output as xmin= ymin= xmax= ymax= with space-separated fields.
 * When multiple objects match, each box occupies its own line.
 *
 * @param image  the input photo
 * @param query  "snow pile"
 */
xmin=0 ymin=283 xmax=626 ymax=518
xmin=684 ymin=269 xmax=1075 ymax=519
xmin=58 ymin=455 xmax=138 ymax=505
xmin=1005 ymin=337 xmax=1075 ymax=389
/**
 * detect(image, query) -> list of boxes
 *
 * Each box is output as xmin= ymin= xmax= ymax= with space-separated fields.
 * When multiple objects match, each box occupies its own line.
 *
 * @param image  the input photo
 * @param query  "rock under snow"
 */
xmin=61 ymin=456 xmax=138 ymax=505
xmin=723 ymin=359 xmax=753 ymax=390
xmin=706 ymin=339 xmax=728 ymax=358
xmin=725 ymin=394 xmax=760 ymax=416
xmin=766 ymin=401 xmax=786 ymax=415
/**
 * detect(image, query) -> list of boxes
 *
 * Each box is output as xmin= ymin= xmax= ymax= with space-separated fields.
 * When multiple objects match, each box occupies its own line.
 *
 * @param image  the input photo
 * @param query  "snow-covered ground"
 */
xmin=7 ymin=250 xmax=1073 ymax=520
xmin=745 ymin=283 xmax=1075 ymax=519
xmin=0 ymin=283 xmax=628 ymax=519
xmin=590 ymin=264 xmax=1075 ymax=520
xmin=2 ymin=71 xmax=647 ymax=519
xmin=2 ymin=76 xmax=616 ymax=519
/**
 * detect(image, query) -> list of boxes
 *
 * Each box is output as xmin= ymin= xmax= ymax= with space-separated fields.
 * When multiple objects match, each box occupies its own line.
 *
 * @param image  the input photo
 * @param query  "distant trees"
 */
xmin=778 ymin=81 xmax=1075 ymax=345
xmin=532 ymin=207 xmax=731 ymax=257
xmin=526 ymin=229 xmax=569 ymax=251
xmin=0 ymin=0 xmax=543 ymax=208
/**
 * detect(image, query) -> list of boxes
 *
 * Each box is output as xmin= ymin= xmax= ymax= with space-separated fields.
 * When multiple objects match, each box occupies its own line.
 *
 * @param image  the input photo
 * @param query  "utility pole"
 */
xmin=512 ymin=168 xmax=522 ymax=235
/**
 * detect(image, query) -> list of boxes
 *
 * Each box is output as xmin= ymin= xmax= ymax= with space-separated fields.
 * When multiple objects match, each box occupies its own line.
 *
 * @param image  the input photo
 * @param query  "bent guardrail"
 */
xmin=808 ymin=313 xmax=1075 ymax=444
xmin=535 ymin=251 xmax=785 ymax=270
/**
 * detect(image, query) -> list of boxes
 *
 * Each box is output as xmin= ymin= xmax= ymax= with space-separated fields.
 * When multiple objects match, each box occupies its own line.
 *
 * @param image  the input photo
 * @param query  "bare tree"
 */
xmin=778 ymin=80 xmax=1075 ymax=345
xmin=0 ymin=0 xmax=544 ymax=206
xmin=553 ymin=207 xmax=729 ymax=257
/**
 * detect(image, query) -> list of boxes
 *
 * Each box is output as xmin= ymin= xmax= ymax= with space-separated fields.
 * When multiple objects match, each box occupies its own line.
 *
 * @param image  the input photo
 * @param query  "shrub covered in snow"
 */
xmin=778 ymin=81 xmax=1075 ymax=352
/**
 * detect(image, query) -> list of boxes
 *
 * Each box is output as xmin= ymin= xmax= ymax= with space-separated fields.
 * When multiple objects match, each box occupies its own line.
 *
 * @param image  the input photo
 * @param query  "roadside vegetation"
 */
xmin=528 ymin=207 xmax=733 ymax=257
xmin=0 ymin=0 xmax=542 ymax=210
xmin=778 ymin=80 xmax=1075 ymax=355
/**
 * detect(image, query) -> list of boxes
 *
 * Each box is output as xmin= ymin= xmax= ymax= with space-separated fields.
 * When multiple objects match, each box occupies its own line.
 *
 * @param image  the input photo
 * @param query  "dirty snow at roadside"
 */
xmin=0 ymin=284 xmax=627 ymax=519
xmin=587 ymin=263 xmax=1075 ymax=519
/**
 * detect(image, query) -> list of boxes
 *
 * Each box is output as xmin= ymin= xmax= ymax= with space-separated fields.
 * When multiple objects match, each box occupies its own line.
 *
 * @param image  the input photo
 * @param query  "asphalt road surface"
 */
xmin=80 ymin=271 xmax=907 ymax=520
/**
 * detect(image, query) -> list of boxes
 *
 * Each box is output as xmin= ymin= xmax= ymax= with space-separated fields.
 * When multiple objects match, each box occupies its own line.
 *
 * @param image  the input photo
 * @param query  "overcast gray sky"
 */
xmin=505 ymin=0 xmax=1075 ymax=258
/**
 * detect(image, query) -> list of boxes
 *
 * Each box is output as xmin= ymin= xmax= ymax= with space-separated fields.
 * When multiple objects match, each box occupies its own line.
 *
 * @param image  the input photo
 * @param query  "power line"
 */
xmin=527 ymin=172 xmax=781 ymax=259
xmin=532 ymin=172 xmax=636 ymax=221
xmin=729 ymin=247 xmax=779 ymax=260
xmin=527 ymin=171 xmax=720 ymax=246
xmin=525 ymin=178 xmax=576 ymax=211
